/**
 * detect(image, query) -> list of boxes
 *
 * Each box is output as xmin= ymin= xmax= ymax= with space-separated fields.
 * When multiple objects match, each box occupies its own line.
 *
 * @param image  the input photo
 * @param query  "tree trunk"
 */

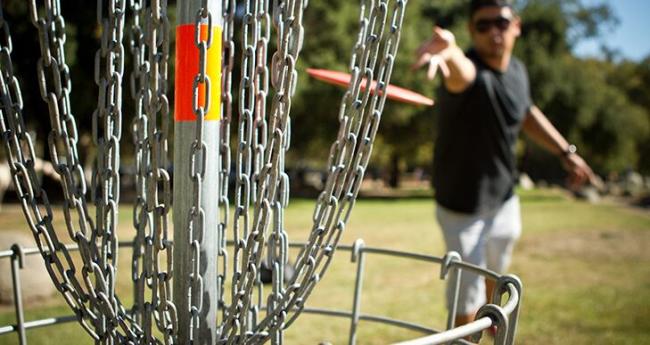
xmin=388 ymin=152 xmax=400 ymax=188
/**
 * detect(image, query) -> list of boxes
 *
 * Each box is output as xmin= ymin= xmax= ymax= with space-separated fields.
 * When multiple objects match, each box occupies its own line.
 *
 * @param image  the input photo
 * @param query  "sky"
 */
xmin=573 ymin=0 xmax=650 ymax=61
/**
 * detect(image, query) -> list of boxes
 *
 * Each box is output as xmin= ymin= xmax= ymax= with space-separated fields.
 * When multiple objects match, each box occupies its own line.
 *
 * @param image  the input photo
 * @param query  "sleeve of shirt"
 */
xmin=520 ymin=61 xmax=534 ymax=110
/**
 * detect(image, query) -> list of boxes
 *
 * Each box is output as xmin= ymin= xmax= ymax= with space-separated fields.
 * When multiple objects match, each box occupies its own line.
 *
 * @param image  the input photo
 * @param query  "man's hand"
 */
xmin=412 ymin=26 xmax=455 ymax=80
xmin=412 ymin=27 xmax=476 ymax=92
xmin=562 ymin=153 xmax=604 ymax=191
xmin=523 ymin=106 xmax=605 ymax=192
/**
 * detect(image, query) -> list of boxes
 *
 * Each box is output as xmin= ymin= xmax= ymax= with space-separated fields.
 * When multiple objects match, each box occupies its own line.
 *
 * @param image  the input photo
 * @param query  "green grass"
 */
xmin=1 ymin=188 xmax=649 ymax=344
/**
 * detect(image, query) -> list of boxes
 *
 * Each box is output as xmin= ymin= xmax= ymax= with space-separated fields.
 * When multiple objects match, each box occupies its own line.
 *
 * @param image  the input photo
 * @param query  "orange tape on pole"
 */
xmin=174 ymin=24 xmax=222 ymax=122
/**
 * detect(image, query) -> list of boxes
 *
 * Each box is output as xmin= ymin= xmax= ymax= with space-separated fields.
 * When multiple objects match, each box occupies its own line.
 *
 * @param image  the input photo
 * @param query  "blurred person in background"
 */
xmin=413 ymin=0 xmax=598 ymax=330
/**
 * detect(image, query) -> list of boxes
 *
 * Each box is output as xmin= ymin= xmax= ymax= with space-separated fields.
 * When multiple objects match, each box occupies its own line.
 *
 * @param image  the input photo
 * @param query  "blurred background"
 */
xmin=0 ymin=0 xmax=649 ymax=204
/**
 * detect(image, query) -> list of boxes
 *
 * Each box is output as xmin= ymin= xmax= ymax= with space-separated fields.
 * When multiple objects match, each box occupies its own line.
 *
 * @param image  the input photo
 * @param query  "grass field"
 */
xmin=0 ymin=188 xmax=649 ymax=344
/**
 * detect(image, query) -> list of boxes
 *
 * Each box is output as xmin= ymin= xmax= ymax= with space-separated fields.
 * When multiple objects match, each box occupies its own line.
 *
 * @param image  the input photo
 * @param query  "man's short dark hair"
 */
xmin=469 ymin=0 xmax=514 ymax=18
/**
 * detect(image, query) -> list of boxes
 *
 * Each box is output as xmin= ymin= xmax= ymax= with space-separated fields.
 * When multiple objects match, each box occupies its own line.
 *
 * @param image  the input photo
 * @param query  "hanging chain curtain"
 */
xmin=0 ymin=0 xmax=408 ymax=343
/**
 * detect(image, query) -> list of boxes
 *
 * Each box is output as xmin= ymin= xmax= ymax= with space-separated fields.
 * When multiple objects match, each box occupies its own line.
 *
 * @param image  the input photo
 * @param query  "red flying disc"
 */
xmin=306 ymin=68 xmax=434 ymax=107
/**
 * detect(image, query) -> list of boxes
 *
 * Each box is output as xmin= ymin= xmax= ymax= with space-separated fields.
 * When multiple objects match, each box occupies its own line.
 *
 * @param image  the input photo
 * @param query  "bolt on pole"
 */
xmin=173 ymin=0 xmax=222 ymax=343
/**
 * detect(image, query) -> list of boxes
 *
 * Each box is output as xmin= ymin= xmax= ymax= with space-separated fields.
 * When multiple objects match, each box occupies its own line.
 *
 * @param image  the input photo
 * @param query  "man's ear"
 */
xmin=512 ymin=17 xmax=522 ymax=37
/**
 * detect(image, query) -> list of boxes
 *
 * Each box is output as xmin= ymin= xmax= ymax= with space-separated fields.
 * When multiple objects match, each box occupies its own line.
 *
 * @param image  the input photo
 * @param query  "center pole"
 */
xmin=173 ymin=0 xmax=222 ymax=343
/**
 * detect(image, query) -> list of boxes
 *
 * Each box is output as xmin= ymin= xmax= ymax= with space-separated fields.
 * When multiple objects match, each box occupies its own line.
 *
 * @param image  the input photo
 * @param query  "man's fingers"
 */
xmin=590 ymin=174 xmax=606 ymax=191
xmin=568 ymin=169 xmax=587 ymax=191
xmin=438 ymin=58 xmax=451 ymax=78
xmin=413 ymin=26 xmax=454 ymax=76
xmin=416 ymin=38 xmax=435 ymax=55
xmin=427 ymin=56 xmax=440 ymax=80
xmin=412 ymin=53 xmax=432 ymax=70
xmin=567 ymin=161 xmax=605 ymax=192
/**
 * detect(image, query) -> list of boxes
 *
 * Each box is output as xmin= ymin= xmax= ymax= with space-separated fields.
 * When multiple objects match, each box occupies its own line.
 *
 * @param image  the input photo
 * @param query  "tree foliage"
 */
xmin=2 ymin=0 xmax=648 ymax=186
xmin=291 ymin=0 xmax=438 ymax=181
xmin=515 ymin=0 xmax=650 ymax=177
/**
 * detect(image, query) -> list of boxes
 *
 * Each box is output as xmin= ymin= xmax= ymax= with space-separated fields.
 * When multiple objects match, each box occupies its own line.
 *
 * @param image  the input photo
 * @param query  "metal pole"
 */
xmin=440 ymin=251 xmax=461 ymax=345
xmin=349 ymin=240 xmax=366 ymax=345
xmin=174 ymin=0 xmax=222 ymax=343
xmin=10 ymin=245 xmax=26 ymax=345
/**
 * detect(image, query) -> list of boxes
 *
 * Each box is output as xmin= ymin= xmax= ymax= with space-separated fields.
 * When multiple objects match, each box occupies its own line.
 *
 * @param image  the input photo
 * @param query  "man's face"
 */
xmin=469 ymin=6 xmax=521 ymax=60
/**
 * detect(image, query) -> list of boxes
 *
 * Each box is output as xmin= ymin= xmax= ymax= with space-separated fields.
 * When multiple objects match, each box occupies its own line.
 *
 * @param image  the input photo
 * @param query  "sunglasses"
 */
xmin=473 ymin=16 xmax=512 ymax=33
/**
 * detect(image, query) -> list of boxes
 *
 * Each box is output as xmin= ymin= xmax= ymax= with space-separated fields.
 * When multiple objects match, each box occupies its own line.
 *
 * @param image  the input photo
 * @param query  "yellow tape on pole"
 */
xmin=174 ymin=24 xmax=222 ymax=121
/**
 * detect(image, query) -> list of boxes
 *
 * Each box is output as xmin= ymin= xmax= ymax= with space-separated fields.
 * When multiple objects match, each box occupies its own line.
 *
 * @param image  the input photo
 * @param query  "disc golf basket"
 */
xmin=0 ymin=0 xmax=522 ymax=344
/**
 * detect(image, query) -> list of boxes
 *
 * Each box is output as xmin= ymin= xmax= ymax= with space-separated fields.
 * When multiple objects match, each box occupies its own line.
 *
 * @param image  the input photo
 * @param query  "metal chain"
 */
xmin=217 ymin=0 xmax=236 ymax=332
xmin=253 ymin=1 xmax=408 ymax=342
xmin=251 ymin=0 xmax=272 ymax=335
xmin=30 ymin=0 xmax=130 ymax=342
xmin=228 ymin=0 xmax=256 ymax=339
xmin=0 ymin=25 xmax=101 ymax=339
xmin=262 ymin=0 xmax=289 ymax=342
xmin=129 ymin=0 xmax=176 ymax=344
xmin=245 ymin=0 xmax=308 ymax=339
xmin=92 ymin=0 xmax=128 ymax=342
xmin=188 ymin=0 xmax=213 ymax=342
xmin=225 ymin=0 xmax=271 ymax=341
xmin=2 ymin=1 xmax=140 ymax=343
xmin=147 ymin=1 xmax=176 ymax=343
xmin=128 ymin=0 xmax=148 ymax=332
xmin=221 ymin=0 xmax=305 ymax=342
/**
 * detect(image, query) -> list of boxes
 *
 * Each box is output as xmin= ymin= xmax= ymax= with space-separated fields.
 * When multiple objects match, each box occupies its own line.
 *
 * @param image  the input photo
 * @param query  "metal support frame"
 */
xmin=440 ymin=251 xmax=462 ymax=333
xmin=173 ymin=0 xmax=222 ymax=343
xmin=0 ymin=242 xmax=522 ymax=345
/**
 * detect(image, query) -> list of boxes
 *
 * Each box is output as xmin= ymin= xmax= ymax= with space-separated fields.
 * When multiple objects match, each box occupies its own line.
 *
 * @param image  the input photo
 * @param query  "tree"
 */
xmin=1 ymin=1 xmax=129 ymax=166
xmin=291 ymin=0 xmax=438 ymax=187
xmin=608 ymin=55 xmax=650 ymax=174
xmin=290 ymin=0 xmax=650 ymax=186
xmin=515 ymin=0 xmax=650 ymax=179
xmin=4 ymin=0 xmax=647 ymax=192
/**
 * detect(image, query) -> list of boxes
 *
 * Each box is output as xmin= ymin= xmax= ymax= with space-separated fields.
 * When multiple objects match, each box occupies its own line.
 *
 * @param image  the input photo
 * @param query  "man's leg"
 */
xmin=484 ymin=237 xmax=516 ymax=303
xmin=485 ymin=196 xmax=522 ymax=303
xmin=436 ymin=205 xmax=490 ymax=326
xmin=485 ymin=277 xmax=496 ymax=305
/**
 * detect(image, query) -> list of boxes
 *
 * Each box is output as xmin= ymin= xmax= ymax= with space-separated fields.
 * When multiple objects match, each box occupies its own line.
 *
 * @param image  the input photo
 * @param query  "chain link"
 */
xmin=2 ymin=1 xmax=140 ymax=343
xmin=220 ymin=0 xmax=305 ymax=343
xmin=128 ymin=0 xmax=148 ymax=332
xmin=92 ymin=0 xmax=128 ymax=342
xmin=223 ymin=0 xmax=272 ymax=341
xmin=217 ymin=0 xmax=237 ymax=334
xmin=187 ymin=0 xmax=214 ymax=343
xmin=228 ymin=0 xmax=255 ymax=338
xmin=129 ymin=0 xmax=176 ymax=344
xmin=263 ymin=0 xmax=289 ymax=343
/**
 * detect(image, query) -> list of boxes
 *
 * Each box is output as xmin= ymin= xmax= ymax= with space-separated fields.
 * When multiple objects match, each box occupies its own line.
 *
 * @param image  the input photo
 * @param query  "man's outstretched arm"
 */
xmin=522 ymin=105 xmax=601 ymax=189
xmin=412 ymin=27 xmax=476 ymax=93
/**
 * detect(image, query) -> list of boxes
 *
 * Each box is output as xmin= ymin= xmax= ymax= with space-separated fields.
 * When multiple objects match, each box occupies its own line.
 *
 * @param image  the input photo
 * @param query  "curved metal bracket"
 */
xmin=492 ymin=274 xmax=523 ymax=345
xmin=492 ymin=274 xmax=523 ymax=305
xmin=439 ymin=251 xmax=461 ymax=280
xmin=351 ymin=239 xmax=365 ymax=263
xmin=474 ymin=304 xmax=509 ymax=344
xmin=10 ymin=244 xmax=25 ymax=269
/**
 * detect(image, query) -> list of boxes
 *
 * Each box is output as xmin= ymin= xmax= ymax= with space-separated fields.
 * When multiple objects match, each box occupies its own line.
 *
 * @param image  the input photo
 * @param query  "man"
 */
xmin=413 ymin=0 xmax=597 ymax=328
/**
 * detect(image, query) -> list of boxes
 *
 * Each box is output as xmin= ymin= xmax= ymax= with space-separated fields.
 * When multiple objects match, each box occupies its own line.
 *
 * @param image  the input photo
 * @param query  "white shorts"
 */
xmin=436 ymin=195 xmax=521 ymax=315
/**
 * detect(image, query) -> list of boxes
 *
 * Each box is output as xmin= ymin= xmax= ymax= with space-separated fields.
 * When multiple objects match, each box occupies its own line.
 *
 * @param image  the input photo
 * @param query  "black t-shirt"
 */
xmin=433 ymin=49 xmax=532 ymax=214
